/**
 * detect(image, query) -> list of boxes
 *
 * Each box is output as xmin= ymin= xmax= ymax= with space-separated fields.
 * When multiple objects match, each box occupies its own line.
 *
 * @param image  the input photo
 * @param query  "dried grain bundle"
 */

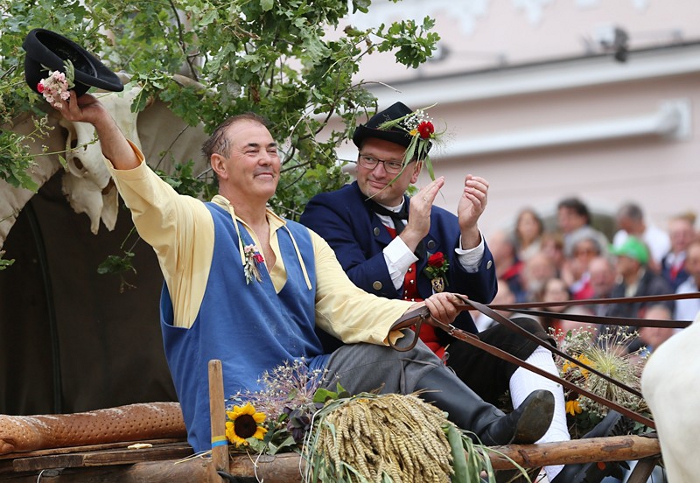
xmin=304 ymin=392 xmax=454 ymax=483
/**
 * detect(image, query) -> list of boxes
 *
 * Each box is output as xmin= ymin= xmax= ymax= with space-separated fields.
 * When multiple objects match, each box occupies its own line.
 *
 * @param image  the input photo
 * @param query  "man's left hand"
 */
xmin=424 ymin=292 xmax=468 ymax=325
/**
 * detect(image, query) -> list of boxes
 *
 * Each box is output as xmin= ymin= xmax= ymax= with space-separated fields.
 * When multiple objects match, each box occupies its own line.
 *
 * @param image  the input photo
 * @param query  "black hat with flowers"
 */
xmin=353 ymin=102 xmax=433 ymax=153
xmin=22 ymin=28 xmax=123 ymax=97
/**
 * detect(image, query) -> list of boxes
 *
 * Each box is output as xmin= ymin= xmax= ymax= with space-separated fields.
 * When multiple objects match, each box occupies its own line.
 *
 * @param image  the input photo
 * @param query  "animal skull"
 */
xmin=59 ymin=87 xmax=143 ymax=234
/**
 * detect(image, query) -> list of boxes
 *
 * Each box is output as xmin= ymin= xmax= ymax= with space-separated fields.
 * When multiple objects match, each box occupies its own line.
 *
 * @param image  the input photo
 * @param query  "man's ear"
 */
xmin=211 ymin=153 xmax=228 ymax=180
xmin=410 ymin=160 xmax=423 ymax=184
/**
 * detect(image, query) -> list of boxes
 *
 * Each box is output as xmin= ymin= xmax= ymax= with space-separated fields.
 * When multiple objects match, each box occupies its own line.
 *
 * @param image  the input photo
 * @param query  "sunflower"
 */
xmin=225 ymin=403 xmax=267 ymax=447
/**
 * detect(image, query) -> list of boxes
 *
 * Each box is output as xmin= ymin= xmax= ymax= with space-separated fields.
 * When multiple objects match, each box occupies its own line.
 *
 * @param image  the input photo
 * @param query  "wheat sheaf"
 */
xmin=305 ymin=392 xmax=454 ymax=483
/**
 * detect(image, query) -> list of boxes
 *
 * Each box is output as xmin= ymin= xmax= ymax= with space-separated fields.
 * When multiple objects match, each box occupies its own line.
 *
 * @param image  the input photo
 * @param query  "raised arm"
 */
xmin=56 ymin=91 xmax=139 ymax=170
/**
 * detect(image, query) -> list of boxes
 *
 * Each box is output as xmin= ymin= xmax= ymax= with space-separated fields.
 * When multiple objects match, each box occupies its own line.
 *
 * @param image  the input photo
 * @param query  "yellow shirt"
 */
xmin=106 ymin=144 xmax=409 ymax=345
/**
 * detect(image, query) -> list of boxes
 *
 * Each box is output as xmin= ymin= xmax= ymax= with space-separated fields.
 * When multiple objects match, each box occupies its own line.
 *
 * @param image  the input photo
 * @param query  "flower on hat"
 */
xmin=416 ymin=121 xmax=434 ymax=139
xmin=37 ymin=60 xmax=75 ymax=109
xmin=376 ymin=104 xmax=445 ymax=181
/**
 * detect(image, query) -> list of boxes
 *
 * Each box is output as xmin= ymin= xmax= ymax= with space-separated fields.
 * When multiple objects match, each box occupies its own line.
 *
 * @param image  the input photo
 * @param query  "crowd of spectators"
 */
xmin=487 ymin=198 xmax=699 ymax=354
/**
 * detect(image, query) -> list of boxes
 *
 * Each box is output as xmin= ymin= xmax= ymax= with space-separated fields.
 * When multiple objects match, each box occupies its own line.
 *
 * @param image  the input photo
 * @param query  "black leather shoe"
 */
xmin=481 ymin=389 xmax=555 ymax=445
xmin=550 ymin=410 xmax=632 ymax=483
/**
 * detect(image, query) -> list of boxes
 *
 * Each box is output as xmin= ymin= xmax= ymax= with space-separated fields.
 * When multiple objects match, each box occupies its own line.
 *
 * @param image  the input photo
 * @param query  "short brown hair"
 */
xmin=201 ymin=112 xmax=270 ymax=160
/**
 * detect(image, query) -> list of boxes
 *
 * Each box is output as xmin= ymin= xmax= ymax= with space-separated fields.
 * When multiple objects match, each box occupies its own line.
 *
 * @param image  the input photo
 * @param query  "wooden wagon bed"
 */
xmin=0 ymin=433 xmax=662 ymax=482
xmin=1 ymin=360 xmax=667 ymax=482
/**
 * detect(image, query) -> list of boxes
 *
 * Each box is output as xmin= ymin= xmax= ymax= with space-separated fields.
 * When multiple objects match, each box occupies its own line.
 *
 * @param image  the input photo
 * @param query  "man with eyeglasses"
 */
xmin=300 ymin=102 xmax=627 ymax=483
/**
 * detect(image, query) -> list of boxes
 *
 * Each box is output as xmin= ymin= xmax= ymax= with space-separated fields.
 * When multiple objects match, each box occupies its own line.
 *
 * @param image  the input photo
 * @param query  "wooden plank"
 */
xmin=626 ymin=456 xmax=662 ymax=483
xmin=3 ymin=458 xmax=214 ymax=483
xmin=0 ymin=438 xmax=186 ymax=460
xmin=12 ymin=442 xmax=193 ymax=473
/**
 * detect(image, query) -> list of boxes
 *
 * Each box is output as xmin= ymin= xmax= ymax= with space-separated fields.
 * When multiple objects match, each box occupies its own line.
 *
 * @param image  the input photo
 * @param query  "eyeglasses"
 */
xmin=574 ymin=247 xmax=598 ymax=257
xmin=357 ymin=154 xmax=406 ymax=174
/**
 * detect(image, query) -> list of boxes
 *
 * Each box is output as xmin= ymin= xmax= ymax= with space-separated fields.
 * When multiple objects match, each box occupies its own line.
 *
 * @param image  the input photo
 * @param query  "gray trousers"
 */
xmin=322 ymin=331 xmax=440 ymax=394
xmin=321 ymin=331 xmax=506 ymax=438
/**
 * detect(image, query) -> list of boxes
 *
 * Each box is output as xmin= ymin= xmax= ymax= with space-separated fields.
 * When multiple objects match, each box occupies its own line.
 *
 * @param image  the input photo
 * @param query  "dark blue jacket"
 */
xmin=300 ymin=181 xmax=497 ymax=336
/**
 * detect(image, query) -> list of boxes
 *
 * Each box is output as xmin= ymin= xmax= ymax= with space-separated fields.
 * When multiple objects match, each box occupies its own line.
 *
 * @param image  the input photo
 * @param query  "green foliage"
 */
xmin=0 ymin=250 xmax=14 ymax=271
xmin=156 ymin=160 xmax=215 ymax=199
xmin=376 ymin=17 xmax=440 ymax=69
xmin=97 ymin=251 xmax=137 ymax=292
xmin=0 ymin=129 xmax=39 ymax=191
xmin=0 ymin=0 xmax=439 ymax=277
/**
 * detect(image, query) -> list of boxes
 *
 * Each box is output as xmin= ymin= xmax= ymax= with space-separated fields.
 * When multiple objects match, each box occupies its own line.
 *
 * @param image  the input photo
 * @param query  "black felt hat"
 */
xmin=22 ymin=28 xmax=123 ymax=97
xmin=352 ymin=102 xmax=432 ymax=154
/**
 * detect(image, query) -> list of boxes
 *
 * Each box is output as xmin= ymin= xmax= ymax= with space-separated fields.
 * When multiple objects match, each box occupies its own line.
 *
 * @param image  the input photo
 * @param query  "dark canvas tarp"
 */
xmin=0 ymin=172 xmax=177 ymax=416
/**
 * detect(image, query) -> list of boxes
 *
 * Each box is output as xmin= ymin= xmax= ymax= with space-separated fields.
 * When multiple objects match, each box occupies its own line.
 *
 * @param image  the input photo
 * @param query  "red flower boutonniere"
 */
xmin=424 ymin=252 xmax=449 ymax=293
xmin=243 ymin=244 xmax=265 ymax=284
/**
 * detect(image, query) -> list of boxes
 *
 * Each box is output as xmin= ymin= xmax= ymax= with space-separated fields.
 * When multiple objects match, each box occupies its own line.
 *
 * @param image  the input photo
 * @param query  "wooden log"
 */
xmin=228 ymin=452 xmax=305 ymax=482
xmin=222 ymin=435 xmax=660 ymax=479
xmin=486 ymin=435 xmax=660 ymax=470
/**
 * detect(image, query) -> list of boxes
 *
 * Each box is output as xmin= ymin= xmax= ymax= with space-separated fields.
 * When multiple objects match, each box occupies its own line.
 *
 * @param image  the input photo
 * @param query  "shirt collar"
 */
xmin=211 ymin=194 xmax=286 ymax=231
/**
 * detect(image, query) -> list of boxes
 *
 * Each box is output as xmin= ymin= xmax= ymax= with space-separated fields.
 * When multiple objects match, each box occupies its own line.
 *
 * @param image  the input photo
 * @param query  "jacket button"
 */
xmin=373 ymin=281 xmax=383 ymax=290
xmin=486 ymin=260 xmax=493 ymax=270
xmin=427 ymin=240 xmax=436 ymax=250
xmin=374 ymin=227 xmax=381 ymax=236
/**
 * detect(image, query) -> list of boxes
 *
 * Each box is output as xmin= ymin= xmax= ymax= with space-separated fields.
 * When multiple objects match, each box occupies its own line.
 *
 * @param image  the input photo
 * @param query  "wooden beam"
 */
xmin=486 ymin=435 xmax=660 ymax=469
xmin=12 ymin=443 xmax=193 ymax=473
xmin=5 ymin=458 xmax=213 ymax=483
xmin=0 ymin=438 xmax=185 ymax=461
xmin=626 ymin=456 xmax=662 ymax=483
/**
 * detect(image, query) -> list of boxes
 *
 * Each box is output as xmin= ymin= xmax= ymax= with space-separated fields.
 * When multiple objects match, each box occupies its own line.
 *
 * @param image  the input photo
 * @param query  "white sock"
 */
xmin=510 ymin=345 xmax=570 ymax=481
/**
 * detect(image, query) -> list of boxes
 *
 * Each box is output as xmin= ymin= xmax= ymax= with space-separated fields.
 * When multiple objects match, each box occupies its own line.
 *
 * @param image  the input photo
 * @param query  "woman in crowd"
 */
xmin=514 ymin=207 xmax=545 ymax=262
xmin=535 ymin=277 xmax=597 ymax=342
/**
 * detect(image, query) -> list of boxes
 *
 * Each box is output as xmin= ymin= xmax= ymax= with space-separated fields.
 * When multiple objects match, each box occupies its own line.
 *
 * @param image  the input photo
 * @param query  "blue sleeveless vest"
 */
xmin=161 ymin=203 xmax=325 ymax=453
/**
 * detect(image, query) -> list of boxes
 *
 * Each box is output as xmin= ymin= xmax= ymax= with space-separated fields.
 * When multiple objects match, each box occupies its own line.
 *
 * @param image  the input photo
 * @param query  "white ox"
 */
xmin=0 ymin=77 xmax=208 ymax=248
xmin=641 ymin=312 xmax=700 ymax=482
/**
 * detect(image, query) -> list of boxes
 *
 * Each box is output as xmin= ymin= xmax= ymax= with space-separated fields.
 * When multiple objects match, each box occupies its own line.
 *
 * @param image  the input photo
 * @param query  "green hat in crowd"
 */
xmin=610 ymin=236 xmax=649 ymax=264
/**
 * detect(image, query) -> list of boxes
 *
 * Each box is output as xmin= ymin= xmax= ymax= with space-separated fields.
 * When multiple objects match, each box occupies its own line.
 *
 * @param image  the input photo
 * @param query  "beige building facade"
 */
xmin=339 ymin=0 xmax=700 ymax=237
